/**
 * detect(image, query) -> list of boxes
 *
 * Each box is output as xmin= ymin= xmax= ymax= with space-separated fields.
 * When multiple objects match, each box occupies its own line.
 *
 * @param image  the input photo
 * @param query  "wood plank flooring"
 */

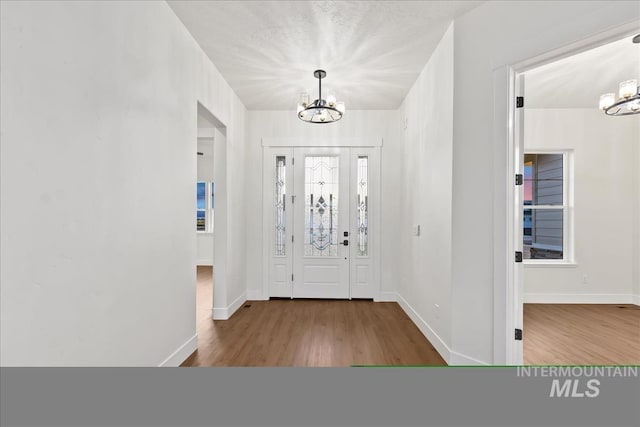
xmin=523 ymin=303 xmax=640 ymax=365
xmin=187 ymin=269 xmax=639 ymax=366
xmin=182 ymin=266 xmax=446 ymax=367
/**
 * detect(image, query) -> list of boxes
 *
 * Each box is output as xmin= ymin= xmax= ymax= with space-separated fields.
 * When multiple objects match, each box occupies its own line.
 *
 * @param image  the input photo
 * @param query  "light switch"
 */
xmin=413 ymin=225 xmax=420 ymax=236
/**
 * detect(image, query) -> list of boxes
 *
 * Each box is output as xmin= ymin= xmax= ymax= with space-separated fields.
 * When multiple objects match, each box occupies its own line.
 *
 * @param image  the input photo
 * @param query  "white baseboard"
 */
xmin=449 ymin=351 xmax=490 ymax=366
xmin=247 ymin=289 xmax=267 ymax=301
xmin=375 ymin=291 xmax=398 ymax=302
xmin=212 ymin=292 xmax=246 ymax=320
xmin=632 ymin=294 xmax=640 ymax=306
xmin=196 ymin=259 xmax=213 ymax=266
xmin=525 ymin=293 xmax=636 ymax=304
xmin=395 ymin=293 xmax=451 ymax=364
xmin=158 ymin=334 xmax=198 ymax=367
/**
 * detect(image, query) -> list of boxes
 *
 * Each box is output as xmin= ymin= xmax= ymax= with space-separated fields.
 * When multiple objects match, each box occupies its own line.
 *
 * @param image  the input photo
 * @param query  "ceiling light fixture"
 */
xmin=599 ymin=79 xmax=640 ymax=116
xmin=297 ymin=70 xmax=345 ymax=124
xmin=599 ymin=35 xmax=640 ymax=116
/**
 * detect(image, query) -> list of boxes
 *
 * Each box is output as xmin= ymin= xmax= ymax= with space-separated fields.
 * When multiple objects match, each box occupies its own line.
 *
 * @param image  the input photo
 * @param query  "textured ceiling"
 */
xmin=168 ymin=0 xmax=482 ymax=110
xmin=525 ymin=35 xmax=640 ymax=109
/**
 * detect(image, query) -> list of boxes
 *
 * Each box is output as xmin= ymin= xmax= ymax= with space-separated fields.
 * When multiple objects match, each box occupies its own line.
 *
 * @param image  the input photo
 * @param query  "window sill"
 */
xmin=196 ymin=231 xmax=214 ymax=235
xmin=523 ymin=262 xmax=577 ymax=268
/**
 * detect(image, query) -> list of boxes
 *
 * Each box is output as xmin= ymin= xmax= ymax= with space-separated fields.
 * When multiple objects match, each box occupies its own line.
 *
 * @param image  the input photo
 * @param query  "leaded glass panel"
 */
xmin=356 ymin=156 xmax=368 ymax=256
xmin=304 ymin=156 xmax=339 ymax=257
xmin=275 ymin=156 xmax=286 ymax=256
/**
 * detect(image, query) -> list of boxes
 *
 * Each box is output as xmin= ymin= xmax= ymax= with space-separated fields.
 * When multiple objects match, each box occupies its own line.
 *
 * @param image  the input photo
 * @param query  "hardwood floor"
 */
xmin=523 ymin=303 xmax=640 ymax=365
xmin=195 ymin=265 xmax=213 ymax=329
xmin=183 ymin=266 xmax=446 ymax=367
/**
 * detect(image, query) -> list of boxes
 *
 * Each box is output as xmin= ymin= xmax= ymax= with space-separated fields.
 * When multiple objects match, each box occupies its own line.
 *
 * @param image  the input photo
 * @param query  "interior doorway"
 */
xmin=196 ymin=104 xmax=215 ymax=326
xmin=195 ymin=103 xmax=228 ymax=321
xmin=509 ymin=32 xmax=640 ymax=365
xmin=263 ymin=146 xmax=380 ymax=300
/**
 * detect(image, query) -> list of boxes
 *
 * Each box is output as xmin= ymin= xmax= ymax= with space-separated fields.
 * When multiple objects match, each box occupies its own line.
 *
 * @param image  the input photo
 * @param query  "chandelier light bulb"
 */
xmin=300 ymin=93 xmax=310 ymax=108
xmin=326 ymin=95 xmax=336 ymax=107
xmin=618 ymin=80 xmax=637 ymax=99
xmin=599 ymin=93 xmax=616 ymax=110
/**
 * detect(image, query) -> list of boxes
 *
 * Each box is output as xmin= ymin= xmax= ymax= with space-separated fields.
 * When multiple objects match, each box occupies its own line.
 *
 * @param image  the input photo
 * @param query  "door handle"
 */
xmin=339 ymin=240 xmax=349 ymax=246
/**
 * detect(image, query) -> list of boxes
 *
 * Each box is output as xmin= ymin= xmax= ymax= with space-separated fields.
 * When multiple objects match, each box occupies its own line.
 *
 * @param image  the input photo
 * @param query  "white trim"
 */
xmin=158 ymin=334 xmax=198 ymax=367
xmin=247 ymin=289 xmax=266 ymax=301
xmin=262 ymin=137 xmax=382 ymax=148
xmin=506 ymin=21 xmax=640 ymax=75
xmin=449 ymin=351 xmax=490 ymax=366
xmin=395 ymin=293 xmax=451 ymax=364
xmin=196 ymin=259 xmax=213 ymax=266
xmin=212 ymin=292 xmax=246 ymax=320
xmin=632 ymin=294 xmax=640 ymax=306
xmin=523 ymin=262 xmax=577 ymax=268
xmin=197 ymin=128 xmax=216 ymax=138
xmin=375 ymin=291 xmax=398 ymax=302
xmin=525 ymin=293 xmax=637 ymax=304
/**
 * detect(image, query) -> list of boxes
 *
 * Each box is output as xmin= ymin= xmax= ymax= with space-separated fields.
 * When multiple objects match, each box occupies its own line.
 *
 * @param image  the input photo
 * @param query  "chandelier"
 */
xmin=297 ymin=70 xmax=345 ymax=123
xmin=599 ymin=78 xmax=640 ymax=116
xmin=599 ymin=34 xmax=640 ymax=116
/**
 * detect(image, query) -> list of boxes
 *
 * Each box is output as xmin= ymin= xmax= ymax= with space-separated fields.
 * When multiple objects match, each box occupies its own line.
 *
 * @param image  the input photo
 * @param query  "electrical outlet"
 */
xmin=582 ymin=274 xmax=588 ymax=285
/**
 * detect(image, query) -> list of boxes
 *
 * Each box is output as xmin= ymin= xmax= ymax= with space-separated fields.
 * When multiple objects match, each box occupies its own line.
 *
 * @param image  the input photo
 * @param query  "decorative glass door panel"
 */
xmin=304 ymin=156 xmax=339 ymax=257
xmin=356 ymin=156 xmax=368 ymax=256
xmin=275 ymin=156 xmax=287 ymax=256
xmin=293 ymin=148 xmax=350 ymax=299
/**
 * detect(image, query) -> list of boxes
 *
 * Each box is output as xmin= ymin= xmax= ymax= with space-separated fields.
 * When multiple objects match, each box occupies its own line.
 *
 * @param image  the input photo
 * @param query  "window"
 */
xmin=523 ymin=152 xmax=571 ymax=262
xmin=196 ymin=181 xmax=215 ymax=232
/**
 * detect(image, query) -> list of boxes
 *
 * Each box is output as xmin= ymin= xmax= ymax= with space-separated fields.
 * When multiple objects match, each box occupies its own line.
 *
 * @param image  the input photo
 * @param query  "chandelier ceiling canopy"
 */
xmin=297 ymin=70 xmax=345 ymax=124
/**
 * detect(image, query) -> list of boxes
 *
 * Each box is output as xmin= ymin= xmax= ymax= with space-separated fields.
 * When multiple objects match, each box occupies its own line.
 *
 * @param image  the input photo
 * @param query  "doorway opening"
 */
xmin=196 ymin=103 xmax=227 ymax=323
xmin=509 ymin=33 xmax=640 ymax=365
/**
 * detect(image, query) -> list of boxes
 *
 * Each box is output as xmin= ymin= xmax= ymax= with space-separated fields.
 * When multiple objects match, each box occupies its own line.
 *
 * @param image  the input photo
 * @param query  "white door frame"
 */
xmin=261 ymin=142 xmax=381 ymax=301
xmin=499 ymin=24 xmax=639 ymax=365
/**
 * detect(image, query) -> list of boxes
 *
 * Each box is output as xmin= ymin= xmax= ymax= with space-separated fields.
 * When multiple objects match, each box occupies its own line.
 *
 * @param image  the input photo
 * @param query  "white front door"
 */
xmin=263 ymin=146 xmax=379 ymax=300
xmin=292 ymin=148 xmax=350 ymax=298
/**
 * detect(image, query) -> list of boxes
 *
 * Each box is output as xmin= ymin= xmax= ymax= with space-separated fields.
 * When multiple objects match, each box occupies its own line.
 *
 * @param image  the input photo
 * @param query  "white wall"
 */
xmin=394 ymin=24 xmax=454 ymax=362
xmin=451 ymin=1 xmax=640 ymax=364
xmin=244 ymin=110 xmax=398 ymax=299
xmin=0 ymin=1 xmax=247 ymax=365
xmin=523 ymin=109 xmax=638 ymax=303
